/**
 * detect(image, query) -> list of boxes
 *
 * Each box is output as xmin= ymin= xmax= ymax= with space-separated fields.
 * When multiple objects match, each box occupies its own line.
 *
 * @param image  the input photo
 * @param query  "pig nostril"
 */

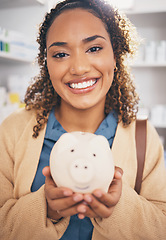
xmin=75 ymin=165 xmax=78 ymax=168
xmin=84 ymin=166 xmax=88 ymax=169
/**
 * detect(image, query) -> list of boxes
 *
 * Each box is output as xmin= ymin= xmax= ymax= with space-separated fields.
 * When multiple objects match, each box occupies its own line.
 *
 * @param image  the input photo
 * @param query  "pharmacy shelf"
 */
xmin=126 ymin=9 xmax=166 ymax=15
xmin=131 ymin=62 xmax=166 ymax=67
xmin=0 ymin=52 xmax=34 ymax=63
xmin=151 ymin=122 xmax=166 ymax=129
xmin=0 ymin=0 xmax=45 ymax=9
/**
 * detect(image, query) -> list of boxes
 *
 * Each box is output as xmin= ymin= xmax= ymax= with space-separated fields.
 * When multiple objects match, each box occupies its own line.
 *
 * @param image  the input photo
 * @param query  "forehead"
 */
xmin=46 ymin=8 xmax=110 ymax=43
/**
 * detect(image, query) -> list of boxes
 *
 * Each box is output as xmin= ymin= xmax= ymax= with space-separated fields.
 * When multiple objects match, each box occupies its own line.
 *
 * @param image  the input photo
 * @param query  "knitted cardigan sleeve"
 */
xmin=0 ymin=110 xmax=70 ymax=240
xmin=91 ymin=121 xmax=166 ymax=240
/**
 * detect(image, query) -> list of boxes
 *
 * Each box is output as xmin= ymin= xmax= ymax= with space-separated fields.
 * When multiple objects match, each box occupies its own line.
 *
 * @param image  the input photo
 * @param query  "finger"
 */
xmin=45 ymin=185 xmax=73 ymax=200
xmin=60 ymin=200 xmax=97 ymax=218
xmin=84 ymin=190 xmax=116 ymax=209
xmin=83 ymin=194 xmax=112 ymax=218
xmin=114 ymin=166 xmax=123 ymax=179
xmin=94 ymin=189 xmax=119 ymax=207
xmin=42 ymin=166 xmax=56 ymax=187
xmin=48 ymin=192 xmax=84 ymax=212
xmin=57 ymin=199 xmax=86 ymax=217
xmin=77 ymin=203 xmax=98 ymax=219
xmin=109 ymin=170 xmax=123 ymax=194
xmin=42 ymin=167 xmax=73 ymax=199
xmin=42 ymin=166 xmax=51 ymax=177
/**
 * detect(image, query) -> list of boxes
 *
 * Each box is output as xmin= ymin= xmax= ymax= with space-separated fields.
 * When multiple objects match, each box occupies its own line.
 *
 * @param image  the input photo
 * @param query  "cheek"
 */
xmin=104 ymin=54 xmax=115 ymax=82
xmin=101 ymin=60 xmax=115 ymax=85
xmin=95 ymin=51 xmax=115 ymax=75
xmin=47 ymin=62 xmax=60 ymax=80
xmin=47 ymin=61 xmax=67 ymax=88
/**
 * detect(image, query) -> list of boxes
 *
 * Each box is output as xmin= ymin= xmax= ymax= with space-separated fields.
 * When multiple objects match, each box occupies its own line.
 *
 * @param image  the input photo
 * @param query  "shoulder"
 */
xmin=0 ymin=108 xmax=37 ymax=140
xmin=146 ymin=120 xmax=164 ymax=161
xmin=1 ymin=108 xmax=36 ymax=128
xmin=115 ymin=120 xmax=135 ymax=140
xmin=115 ymin=119 xmax=162 ymax=151
xmin=117 ymin=119 xmax=159 ymax=137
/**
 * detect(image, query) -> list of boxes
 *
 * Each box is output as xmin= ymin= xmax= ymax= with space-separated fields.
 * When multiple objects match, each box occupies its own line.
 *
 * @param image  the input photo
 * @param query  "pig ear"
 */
xmin=53 ymin=133 xmax=78 ymax=154
xmin=89 ymin=135 xmax=110 ymax=149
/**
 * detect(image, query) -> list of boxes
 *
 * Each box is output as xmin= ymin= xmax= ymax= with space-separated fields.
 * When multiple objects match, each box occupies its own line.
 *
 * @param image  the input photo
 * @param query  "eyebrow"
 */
xmin=48 ymin=35 xmax=106 ymax=50
xmin=83 ymin=35 xmax=106 ymax=43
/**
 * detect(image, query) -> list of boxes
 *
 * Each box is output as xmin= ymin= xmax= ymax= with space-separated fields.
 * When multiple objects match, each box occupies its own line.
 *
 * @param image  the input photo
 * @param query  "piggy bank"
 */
xmin=50 ymin=132 xmax=114 ymax=193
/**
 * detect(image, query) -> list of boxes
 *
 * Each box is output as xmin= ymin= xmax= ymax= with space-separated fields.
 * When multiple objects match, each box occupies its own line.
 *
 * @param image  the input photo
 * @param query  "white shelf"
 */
xmin=0 ymin=52 xmax=34 ymax=63
xmin=126 ymin=9 xmax=166 ymax=15
xmin=0 ymin=0 xmax=45 ymax=9
xmin=131 ymin=62 xmax=166 ymax=68
xmin=151 ymin=122 xmax=166 ymax=129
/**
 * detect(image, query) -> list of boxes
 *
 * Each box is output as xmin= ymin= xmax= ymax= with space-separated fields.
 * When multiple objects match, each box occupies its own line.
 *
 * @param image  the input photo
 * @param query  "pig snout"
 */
xmin=69 ymin=158 xmax=94 ymax=185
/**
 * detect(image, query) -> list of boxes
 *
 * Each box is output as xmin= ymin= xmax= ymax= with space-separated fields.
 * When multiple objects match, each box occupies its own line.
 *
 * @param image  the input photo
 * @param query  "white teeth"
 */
xmin=70 ymin=80 xmax=96 ymax=89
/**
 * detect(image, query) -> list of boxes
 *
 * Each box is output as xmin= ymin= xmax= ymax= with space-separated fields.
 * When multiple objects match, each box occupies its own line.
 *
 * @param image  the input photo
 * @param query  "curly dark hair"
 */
xmin=24 ymin=0 xmax=139 ymax=138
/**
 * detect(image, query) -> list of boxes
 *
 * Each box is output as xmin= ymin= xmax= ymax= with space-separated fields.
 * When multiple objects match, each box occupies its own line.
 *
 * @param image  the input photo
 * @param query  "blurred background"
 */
xmin=0 ymin=0 xmax=166 ymax=161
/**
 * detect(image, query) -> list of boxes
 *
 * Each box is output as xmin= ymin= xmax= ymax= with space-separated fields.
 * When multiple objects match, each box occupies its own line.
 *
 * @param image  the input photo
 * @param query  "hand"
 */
xmin=76 ymin=166 xmax=123 ymax=219
xmin=42 ymin=166 xmax=85 ymax=221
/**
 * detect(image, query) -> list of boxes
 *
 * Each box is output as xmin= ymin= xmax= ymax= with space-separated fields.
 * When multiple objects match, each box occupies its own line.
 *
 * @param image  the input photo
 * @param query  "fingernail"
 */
xmin=94 ymin=190 xmax=103 ymax=198
xmin=116 ymin=171 xmax=122 ymax=178
xmin=78 ymin=205 xmax=86 ymax=213
xmin=63 ymin=190 xmax=72 ymax=196
xmin=73 ymin=194 xmax=83 ymax=202
xmin=84 ymin=195 xmax=92 ymax=203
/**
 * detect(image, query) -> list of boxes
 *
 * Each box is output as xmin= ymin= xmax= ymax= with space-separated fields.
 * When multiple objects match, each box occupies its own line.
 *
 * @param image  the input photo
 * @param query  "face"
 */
xmin=46 ymin=8 xmax=116 ymax=112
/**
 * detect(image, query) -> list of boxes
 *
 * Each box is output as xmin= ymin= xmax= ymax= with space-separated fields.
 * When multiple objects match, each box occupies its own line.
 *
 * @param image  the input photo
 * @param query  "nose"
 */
xmin=70 ymin=52 xmax=90 ymax=76
xmin=69 ymin=158 xmax=94 ymax=185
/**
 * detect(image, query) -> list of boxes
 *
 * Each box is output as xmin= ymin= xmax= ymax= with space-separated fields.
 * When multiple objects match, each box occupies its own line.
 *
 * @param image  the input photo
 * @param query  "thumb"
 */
xmin=42 ymin=166 xmax=57 ymax=186
xmin=114 ymin=166 xmax=123 ymax=180
xmin=42 ymin=166 xmax=51 ymax=177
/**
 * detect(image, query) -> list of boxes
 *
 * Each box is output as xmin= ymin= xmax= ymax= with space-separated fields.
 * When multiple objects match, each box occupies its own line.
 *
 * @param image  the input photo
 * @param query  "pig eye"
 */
xmin=71 ymin=149 xmax=75 ymax=152
xmin=93 ymin=154 xmax=96 ymax=157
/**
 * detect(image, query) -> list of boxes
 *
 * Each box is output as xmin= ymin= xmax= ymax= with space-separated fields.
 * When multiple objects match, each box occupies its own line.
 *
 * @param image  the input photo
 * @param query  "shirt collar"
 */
xmin=45 ymin=108 xmax=118 ymax=145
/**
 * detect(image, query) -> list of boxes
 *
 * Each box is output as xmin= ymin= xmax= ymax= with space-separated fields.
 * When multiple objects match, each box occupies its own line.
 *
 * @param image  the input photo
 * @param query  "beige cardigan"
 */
xmin=0 ymin=108 xmax=166 ymax=240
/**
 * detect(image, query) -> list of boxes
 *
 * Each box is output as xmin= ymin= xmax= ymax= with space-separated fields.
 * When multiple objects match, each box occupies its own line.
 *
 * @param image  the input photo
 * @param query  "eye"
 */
xmin=87 ymin=46 xmax=102 ymax=53
xmin=71 ymin=149 xmax=75 ymax=152
xmin=53 ymin=52 xmax=69 ymax=58
xmin=93 ymin=153 xmax=96 ymax=157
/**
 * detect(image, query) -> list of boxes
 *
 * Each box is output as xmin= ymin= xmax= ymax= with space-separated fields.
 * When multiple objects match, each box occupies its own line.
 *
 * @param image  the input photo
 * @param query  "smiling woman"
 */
xmin=0 ymin=0 xmax=166 ymax=240
xmin=25 ymin=0 xmax=139 ymax=137
xmin=45 ymin=8 xmax=116 ymax=120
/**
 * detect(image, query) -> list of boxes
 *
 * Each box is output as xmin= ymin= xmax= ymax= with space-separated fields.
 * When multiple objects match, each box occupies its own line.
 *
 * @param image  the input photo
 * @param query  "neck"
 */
xmin=55 ymin=102 xmax=106 ymax=133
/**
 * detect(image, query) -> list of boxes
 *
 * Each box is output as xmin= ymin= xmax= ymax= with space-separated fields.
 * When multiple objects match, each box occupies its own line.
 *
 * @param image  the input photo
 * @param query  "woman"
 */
xmin=0 ymin=0 xmax=166 ymax=239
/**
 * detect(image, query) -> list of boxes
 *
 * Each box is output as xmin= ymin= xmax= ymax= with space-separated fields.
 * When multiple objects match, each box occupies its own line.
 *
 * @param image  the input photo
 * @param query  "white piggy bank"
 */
xmin=50 ymin=132 xmax=114 ymax=193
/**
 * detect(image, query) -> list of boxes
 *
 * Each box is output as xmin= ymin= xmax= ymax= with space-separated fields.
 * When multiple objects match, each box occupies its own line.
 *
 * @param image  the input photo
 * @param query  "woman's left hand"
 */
xmin=76 ymin=166 xmax=123 ymax=219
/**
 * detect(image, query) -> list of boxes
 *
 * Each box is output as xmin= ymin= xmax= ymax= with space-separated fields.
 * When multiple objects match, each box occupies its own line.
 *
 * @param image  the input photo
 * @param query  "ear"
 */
xmin=113 ymin=57 xmax=116 ymax=69
xmin=52 ymin=132 xmax=78 ymax=155
xmin=89 ymin=135 xmax=110 ymax=150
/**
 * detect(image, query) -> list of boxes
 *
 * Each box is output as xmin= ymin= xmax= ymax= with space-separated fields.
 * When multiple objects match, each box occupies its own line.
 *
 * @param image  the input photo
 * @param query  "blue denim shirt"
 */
xmin=31 ymin=108 xmax=118 ymax=239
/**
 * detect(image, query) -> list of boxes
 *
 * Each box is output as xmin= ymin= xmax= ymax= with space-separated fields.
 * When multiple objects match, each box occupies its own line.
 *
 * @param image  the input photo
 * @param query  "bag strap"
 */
xmin=134 ymin=119 xmax=147 ymax=194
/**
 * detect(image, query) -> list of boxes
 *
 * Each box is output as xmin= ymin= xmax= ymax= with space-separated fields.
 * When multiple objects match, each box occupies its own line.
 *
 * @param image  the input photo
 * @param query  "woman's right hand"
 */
xmin=42 ymin=166 xmax=84 ymax=221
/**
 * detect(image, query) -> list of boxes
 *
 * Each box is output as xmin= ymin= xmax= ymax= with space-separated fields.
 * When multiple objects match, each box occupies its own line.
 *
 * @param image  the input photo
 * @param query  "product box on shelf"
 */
xmin=0 ymin=27 xmax=37 ymax=62
xmin=134 ymin=40 xmax=166 ymax=66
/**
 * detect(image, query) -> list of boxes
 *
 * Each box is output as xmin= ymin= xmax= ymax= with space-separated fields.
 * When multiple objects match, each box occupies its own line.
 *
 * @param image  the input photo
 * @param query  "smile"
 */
xmin=68 ymin=79 xmax=97 ymax=90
